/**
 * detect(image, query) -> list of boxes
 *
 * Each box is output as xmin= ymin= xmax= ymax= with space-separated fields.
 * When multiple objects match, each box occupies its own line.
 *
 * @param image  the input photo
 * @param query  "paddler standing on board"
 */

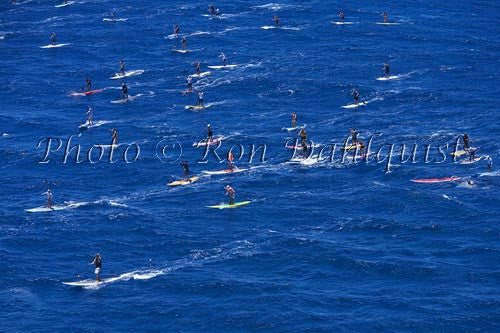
xmin=225 ymin=185 xmax=235 ymax=205
xmin=463 ymin=133 xmax=470 ymax=150
xmin=50 ymin=32 xmax=56 ymax=45
xmin=220 ymin=52 xmax=227 ymax=66
xmin=89 ymin=253 xmax=102 ymax=282
xmin=181 ymin=37 xmax=187 ymax=50
xmin=383 ymin=12 xmax=388 ymax=23
xmin=194 ymin=62 xmax=201 ymax=75
xmin=180 ymin=161 xmax=190 ymax=180
xmin=299 ymin=128 xmax=308 ymax=158
xmin=350 ymin=128 xmax=358 ymax=146
xmin=227 ymin=151 xmax=235 ymax=171
xmin=121 ymin=83 xmax=129 ymax=99
xmin=299 ymin=128 xmax=307 ymax=145
xmin=351 ymin=89 xmax=360 ymax=105
xmin=339 ymin=11 xmax=345 ymax=22
xmin=86 ymin=106 xmax=93 ymax=125
xmin=43 ymin=189 xmax=53 ymax=209
xmin=469 ymin=148 xmax=477 ymax=162
xmin=197 ymin=91 xmax=204 ymax=107
xmin=291 ymin=112 xmax=297 ymax=127
xmin=119 ymin=60 xmax=125 ymax=75
xmin=174 ymin=24 xmax=180 ymax=37
xmin=186 ymin=77 xmax=193 ymax=92
xmin=85 ymin=77 xmax=92 ymax=91
xmin=207 ymin=124 xmax=213 ymax=143
xmin=486 ymin=157 xmax=493 ymax=172
xmin=383 ymin=63 xmax=390 ymax=77
xmin=358 ymin=139 xmax=366 ymax=159
xmin=274 ymin=15 xmax=280 ymax=27
xmin=111 ymin=128 xmax=118 ymax=145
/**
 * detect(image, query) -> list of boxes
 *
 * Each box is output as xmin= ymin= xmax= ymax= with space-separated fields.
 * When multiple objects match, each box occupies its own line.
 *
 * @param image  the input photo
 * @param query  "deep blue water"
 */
xmin=1 ymin=0 xmax=499 ymax=331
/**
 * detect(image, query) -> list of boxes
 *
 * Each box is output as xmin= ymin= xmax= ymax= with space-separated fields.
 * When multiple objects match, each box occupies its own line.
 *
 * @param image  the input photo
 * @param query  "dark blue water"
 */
xmin=1 ymin=0 xmax=499 ymax=331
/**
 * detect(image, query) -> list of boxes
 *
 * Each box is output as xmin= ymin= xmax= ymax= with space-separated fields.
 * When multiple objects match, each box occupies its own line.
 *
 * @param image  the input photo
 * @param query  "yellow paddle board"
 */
xmin=167 ymin=176 xmax=199 ymax=186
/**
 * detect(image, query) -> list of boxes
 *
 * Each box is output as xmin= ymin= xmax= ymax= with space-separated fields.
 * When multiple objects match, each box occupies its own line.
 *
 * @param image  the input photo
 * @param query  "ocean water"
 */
xmin=1 ymin=0 xmax=499 ymax=331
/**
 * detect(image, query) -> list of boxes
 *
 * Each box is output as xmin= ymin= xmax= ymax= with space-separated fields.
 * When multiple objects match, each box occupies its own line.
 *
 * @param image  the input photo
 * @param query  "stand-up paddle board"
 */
xmin=69 ymin=89 xmax=103 ymax=97
xmin=341 ymin=102 xmax=367 ymax=109
xmin=63 ymin=276 xmax=122 ymax=287
xmin=40 ymin=43 xmax=70 ymax=49
xmin=167 ymin=176 xmax=199 ymax=186
xmin=451 ymin=148 xmax=475 ymax=157
xmin=376 ymin=75 xmax=400 ymax=81
xmin=109 ymin=70 xmax=144 ymax=80
xmin=207 ymin=65 xmax=238 ymax=69
xmin=375 ymin=22 xmax=400 ymax=25
xmin=282 ymin=125 xmax=306 ymax=132
xmin=165 ymin=33 xmax=182 ymax=39
xmin=79 ymin=121 xmax=92 ymax=130
xmin=185 ymin=105 xmax=209 ymax=110
xmin=286 ymin=144 xmax=320 ymax=149
xmin=182 ymin=89 xmax=194 ymax=94
xmin=411 ymin=177 xmax=461 ymax=183
xmin=25 ymin=206 xmax=66 ymax=213
xmin=55 ymin=1 xmax=75 ymax=7
xmin=460 ymin=157 xmax=481 ymax=165
xmin=207 ymin=201 xmax=251 ymax=209
xmin=192 ymin=137 xmax=225 ymax=147
xmin=172 ymin=49 xmax=192 ymax=54
xmin=261 ymin=26 xmax=277 ymax=30
xmin=111 ymin=94 xmax=141 ymax=104
xmin=103 ymin=18 xmax=128 ymax=22
xmin=202 ymin=168 xmax=247 ymax=175
xmin=79 ymin=120 xmax=110 ymax=131
xmin=189 ymin=71 xmax=211 ymax=78
xmin=342 ymin=144 xmax=362 ymax=151
xmin=331 ymin=21 xmax=355 ymax=25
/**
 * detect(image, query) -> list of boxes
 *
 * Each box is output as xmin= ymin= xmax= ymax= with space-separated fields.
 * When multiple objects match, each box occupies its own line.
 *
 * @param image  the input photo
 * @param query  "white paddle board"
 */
xmin=103 ymin=18 xmax=128 ymax=22
xmin=189 ymin=71 xmax=211 ymax=78
xmin=109 ymin=70 xmax=144 ymax=80
xmin=40 ymin=43 xmax=70 ymax=49
xmin=341 ymin=102 xmax=367 ymax=109
xmin=202 ymin=168 xmax=247 ymax=175
xmin=376 ymin=75 xmax=400 ymax=81
xmin=207 ymin=65 xmax=237 ymax=69
xmin=55 ymin=1 xmax=75 ymax=8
